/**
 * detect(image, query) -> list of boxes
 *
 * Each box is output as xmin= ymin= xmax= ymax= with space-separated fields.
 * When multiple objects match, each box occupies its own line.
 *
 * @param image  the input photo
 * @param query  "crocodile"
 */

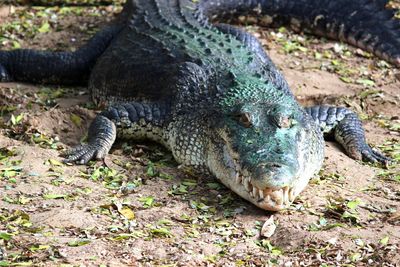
xmin=0 ymin=0 xmax=395 ymax=211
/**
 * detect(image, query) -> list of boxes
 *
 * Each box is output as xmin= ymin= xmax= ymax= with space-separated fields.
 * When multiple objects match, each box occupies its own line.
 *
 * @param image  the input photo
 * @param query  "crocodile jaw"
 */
xmin=207 ymin=144 xmax=316 ymax=211
xmin=208 ymin=166 xmax=310 ymax=212
xmin=221 ymin=169 xmax=311 ymax=211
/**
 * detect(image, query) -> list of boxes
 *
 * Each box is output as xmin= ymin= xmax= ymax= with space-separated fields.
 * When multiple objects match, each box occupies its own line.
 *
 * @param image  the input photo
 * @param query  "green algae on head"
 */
xmin=207 ymin=78 xmax=324 ymax=210
xmin=218 ymin=73 xmax=296 ymax=109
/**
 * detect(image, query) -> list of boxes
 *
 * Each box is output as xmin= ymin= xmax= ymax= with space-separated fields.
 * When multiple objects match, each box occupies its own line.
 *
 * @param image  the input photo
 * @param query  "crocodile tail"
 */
xmin=10 ymin=0 xmax=114 ymax=6
xmin=200 ymin=0 xmax=400 ymax=66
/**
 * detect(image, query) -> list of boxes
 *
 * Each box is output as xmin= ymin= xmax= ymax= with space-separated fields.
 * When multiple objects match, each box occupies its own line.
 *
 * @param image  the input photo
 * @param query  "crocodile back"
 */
xmin=89 ymin=0 xmax=291 ymax=105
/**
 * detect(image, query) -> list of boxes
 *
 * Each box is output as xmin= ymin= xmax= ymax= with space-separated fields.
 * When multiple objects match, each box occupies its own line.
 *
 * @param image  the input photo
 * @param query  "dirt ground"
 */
xmin=0 ymin=3 xmax=399 ymax=267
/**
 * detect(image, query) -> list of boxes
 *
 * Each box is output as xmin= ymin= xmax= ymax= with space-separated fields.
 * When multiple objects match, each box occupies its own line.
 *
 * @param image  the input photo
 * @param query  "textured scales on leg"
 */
xmin=305 ymin=106 xmax=391 ymax=166
xmin=2 ymin=0 xmax=397 ymax=211
xmin=64 ymin=115 xmax=117 ymax=164
xmin=64 ymin=101 xmax=171 ymax=164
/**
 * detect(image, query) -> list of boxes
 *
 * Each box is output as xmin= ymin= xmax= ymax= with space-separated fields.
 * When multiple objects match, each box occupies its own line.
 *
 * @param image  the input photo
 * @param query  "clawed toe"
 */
xmin=62 ymin=115 xmax=116 ymax=165
xmin=361 ymin=146 xmax=391 ymax=167
xmin=63 ymin=144 xmax=98 ymax=164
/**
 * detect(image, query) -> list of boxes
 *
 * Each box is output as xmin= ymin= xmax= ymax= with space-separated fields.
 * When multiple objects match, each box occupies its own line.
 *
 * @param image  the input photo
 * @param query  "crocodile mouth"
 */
xmin=215 ymin=141 xmax=302 ymax=211
xmin=234 ymin=172 xmax=296 ymax=211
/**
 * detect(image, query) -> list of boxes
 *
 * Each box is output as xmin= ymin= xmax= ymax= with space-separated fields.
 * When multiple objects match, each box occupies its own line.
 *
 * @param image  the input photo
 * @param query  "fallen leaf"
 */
xmin=260 ymin=215 xmax=276 ymax=238
xmin=380 ymin=236 xmax=389 ymax=246
xmin=70 ymin=113 xmax=82 ymax=127
xmin=38 ymin=22 xmax=50 ymax=33
xmin=119 ymin=206 xmax=135 ymax=220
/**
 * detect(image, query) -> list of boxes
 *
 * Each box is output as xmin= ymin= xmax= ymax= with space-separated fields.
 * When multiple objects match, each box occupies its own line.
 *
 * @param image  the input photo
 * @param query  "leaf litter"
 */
xmin=0 ymin=1 xmax=399 ymax=266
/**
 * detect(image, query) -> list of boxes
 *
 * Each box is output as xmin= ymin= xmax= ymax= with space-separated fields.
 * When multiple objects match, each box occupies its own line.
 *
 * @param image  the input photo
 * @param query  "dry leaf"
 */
xmin=261 ymin=215 xmax=276 ymax=238
xmin=119 ymin=206 xmax=135 ymax=220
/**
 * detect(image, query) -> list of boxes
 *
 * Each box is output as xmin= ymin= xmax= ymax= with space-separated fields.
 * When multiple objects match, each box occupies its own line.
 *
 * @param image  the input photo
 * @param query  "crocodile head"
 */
xmin=207 ymin=100 xmax=323 ymax=211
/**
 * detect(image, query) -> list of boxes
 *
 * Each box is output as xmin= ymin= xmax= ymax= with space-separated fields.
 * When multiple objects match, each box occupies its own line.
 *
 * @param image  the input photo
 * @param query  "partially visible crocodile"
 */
xmin=0 ymin=0 xmax=394 ymax=211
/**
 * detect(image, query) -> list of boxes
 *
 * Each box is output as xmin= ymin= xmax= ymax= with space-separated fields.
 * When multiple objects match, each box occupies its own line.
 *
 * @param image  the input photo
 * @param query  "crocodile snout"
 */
xmin=251 ymin=162 xmax=297 ymax=190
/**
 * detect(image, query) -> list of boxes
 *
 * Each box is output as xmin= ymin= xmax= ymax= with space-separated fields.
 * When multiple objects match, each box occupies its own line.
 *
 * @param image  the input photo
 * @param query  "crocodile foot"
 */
xmin=63 ymin=115 xmax=117 ymax=164
xmin=63 ymin=143 xmax=109 ymax=164
xmin=348 ymin=144 xmax=392 ymax=167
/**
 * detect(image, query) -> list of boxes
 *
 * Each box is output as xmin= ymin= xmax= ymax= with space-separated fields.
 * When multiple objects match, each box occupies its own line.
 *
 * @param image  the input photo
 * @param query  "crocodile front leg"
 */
xmin=64 ymin=101 xmax=170 ymax=164
xmin=305 ymin=106 xmax=390 ymax=165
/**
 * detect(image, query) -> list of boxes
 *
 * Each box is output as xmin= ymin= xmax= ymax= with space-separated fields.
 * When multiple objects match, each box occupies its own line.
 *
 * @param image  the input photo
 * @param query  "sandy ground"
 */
xmin=0 ymin=3 xmax=399 ymax=266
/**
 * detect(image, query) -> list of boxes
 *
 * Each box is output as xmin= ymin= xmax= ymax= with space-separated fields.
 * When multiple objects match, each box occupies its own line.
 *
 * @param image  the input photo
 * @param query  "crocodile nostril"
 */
xmin=259 ymin=162 xmax=283 ymax=169
xmin=270 ymin=163 xmax=282 ymax=168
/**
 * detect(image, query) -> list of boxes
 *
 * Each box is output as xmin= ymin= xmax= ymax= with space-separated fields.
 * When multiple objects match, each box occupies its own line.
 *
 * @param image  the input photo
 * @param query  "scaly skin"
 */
xmin=0 ymin=0 xmax=395 ymax=211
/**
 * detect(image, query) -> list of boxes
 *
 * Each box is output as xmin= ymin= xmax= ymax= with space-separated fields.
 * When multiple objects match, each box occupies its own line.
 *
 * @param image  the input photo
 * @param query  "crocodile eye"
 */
xmin=274 ymin=115 xmax=294 ymax=128
xmin=235 ymin=112 xmax=252 ymax=128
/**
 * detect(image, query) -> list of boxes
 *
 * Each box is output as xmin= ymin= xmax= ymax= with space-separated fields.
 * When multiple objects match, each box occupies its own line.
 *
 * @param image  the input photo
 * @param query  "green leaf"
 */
xmin=0 ymin=232 xmax=12 ymax=241
xmin=146 ymin=163 xmax=157 ymax=177
xmin=38 ymin=22 xmax=50 ymax=33
xmin=157 ymin=219 xmax=174 ymax=226
xmin=150 ymin=227 xmax=173 ymax=238
xmin=138 ymin=196 xmax=155 ymax=208
xmin=43 ymin=194 xmax=66 ymax=200
xmin=380 ymin=236 xmax=389 ymax=246
xmin=207 ymin=182 xmax=223 ymax=190
xmin=331 ymin=59 xmax=340 ymax=66
xmin=11 ymin=262 xmax=33 ymax=266
xmin=68 ymin=239 xmax=91 ymax=247
xmin=340 ymin=76 xmax=352 ymax=83
xmin=12 ymin=41 xmax=21 ymax=49
xmin=47 ymin=159 xmax=64 ymax=167
xmin=10 ymin=113 xmax=24 ymax=125
xmin=118 ymin=206 xmax=135 ymax=220
xmin=70 ymin=114 xmax=82 ymax=127
xmin=342 ymin=210 xmax=359 ymax=222
xmin=314 ymin=52 xmax=322 ymax=59
xmin=169 ymin=184 xmax=188 ymax=195
xmin=182 ymin=179 xmax=197 ymax=186
xmin=255 ymin=240 xmax=282 ymax=255
xmin=159 ymin=173 xmax=173 ymax=180
xmin=111 ymin=231 xmax=145 ymax=241
xmin=359 ymin=89 xmax=380 ymax=98
xmin=350 ymin=252 xmax=362 ymax=262
xmin=29 ymin=244 xmax=50 ymax=252
xmin=356 ymin=79 xmax=375 ymax=87
xmin=347 ymin=198 xmax=363 ymax=210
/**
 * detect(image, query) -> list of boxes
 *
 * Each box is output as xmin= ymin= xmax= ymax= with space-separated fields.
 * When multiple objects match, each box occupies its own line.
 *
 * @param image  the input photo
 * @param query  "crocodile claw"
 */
xmin=361 ymin=146 xmax=392 ymax=167
xmin=63 ymin=115 xmax=116 ymax=165
xmin=63 ymin=143 xmax=109 ymax=165
xmin=348 ymin=143 xmax=391 ymax=167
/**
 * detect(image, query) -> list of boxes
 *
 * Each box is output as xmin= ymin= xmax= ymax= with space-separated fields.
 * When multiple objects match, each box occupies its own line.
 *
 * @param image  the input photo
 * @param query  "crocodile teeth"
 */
xmin=282 ymin=186 xmax=289 ymax=204
xmin=259 ymin=189 xmax=264 ymax=199
xmin=249 ymin=190 xmax=254 ymax=198
xmin=235 ymin=173 xmax=241 ymax=184
xmin=244 ymin=178 xmax=251 ymax=192
xmin=288 ymin=187 xmax=295 ymax=202
xmin=252 ymin=187 xmax=258 ymax=199
xmin=239 ymin=176 xmax=296 ymax=206
xmin=244 ymin=180 xmax=250 ymax=192
xmin=270 ymin=189 xmax=283 ymax=206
